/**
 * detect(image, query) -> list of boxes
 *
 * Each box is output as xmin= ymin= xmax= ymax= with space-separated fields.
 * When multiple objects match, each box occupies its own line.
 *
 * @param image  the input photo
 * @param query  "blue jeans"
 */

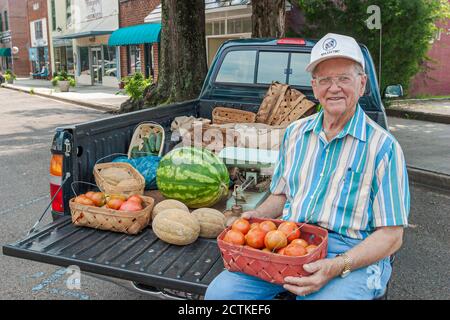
xmin=205 ymin=232 xmax=392 ymax=300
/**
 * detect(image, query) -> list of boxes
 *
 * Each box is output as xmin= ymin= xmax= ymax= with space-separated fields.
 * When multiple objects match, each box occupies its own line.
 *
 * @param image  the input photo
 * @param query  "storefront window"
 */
xmin=103 ymin=45 xmax=117 ymax=77
xmin=206 ymin=20 xmax=226 ymax=36
xmin=128 ymin=45 xmax=141 ymax=75
xmin=79 ymin=47 xmax=89 ymax=76
xmin=227 ymin=17 xmax=251 ymax=34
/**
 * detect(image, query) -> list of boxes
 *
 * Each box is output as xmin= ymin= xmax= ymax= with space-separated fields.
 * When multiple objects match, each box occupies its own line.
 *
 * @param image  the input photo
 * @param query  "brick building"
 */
xmin=115 ymin=0 xmax=161 ymax=81
xmin=0 ymin=0 xmax=30 ymax=76
xmin=27 ymin=0 xmax=51 ymax=77
xmin=409 ymin=18 xmax=450 ymax=97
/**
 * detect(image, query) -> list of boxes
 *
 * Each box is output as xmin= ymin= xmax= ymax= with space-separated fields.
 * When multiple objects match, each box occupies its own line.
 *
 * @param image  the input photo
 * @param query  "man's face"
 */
xmin=311 ymin=58 xmax=367 ymax=117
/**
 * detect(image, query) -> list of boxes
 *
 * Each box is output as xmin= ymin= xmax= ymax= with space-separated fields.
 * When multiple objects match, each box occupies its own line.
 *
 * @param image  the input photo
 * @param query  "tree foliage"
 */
xmin=292 ymin=0 xmax=450 ymax=93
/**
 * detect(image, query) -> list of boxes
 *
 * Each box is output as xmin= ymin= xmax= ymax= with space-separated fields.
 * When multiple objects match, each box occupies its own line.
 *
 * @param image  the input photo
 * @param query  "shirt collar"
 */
xmin=305 ymin=104 xmax=367 ymax=142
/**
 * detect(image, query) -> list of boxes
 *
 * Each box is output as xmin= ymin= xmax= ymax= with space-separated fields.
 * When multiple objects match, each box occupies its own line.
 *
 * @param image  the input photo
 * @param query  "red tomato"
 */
xmin=284 ymin=244 xmax=307 ymax=256
xmin=232 ymin=218 xmax=251 ymax=235
xmin=306 ymin=244 xmax=318 ymax=254
xmin=259 ymin=221 xmax=277 ymax=234
xmin=264 ymin=230 xmax=288 ymax=250
xmin=278 ymin=221 xmax=301 ymax=242
xmin=276 ymin=247 xmax=287 ymax=255
xmin=290 ymin=238 xmax=309 ymax=248
xmin=250 ymin=222 xmax=260 ymax=230
xmin=127 ymin=194 xmax=143 ymax=204
xmin=245 ymin=228 xmax=266 ymax=249
xmin=223 ymin=230 xmax=245 ymax=246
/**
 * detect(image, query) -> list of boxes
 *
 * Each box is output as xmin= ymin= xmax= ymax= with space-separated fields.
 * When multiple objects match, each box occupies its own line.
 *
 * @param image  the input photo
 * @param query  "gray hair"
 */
xmin=312 ymin=61 xmax=365 ymax=77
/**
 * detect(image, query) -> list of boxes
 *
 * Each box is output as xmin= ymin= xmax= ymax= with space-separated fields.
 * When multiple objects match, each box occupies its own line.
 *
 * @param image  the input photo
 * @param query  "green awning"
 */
xmin=0 ymin=48 xmax=11 ymax=57
xmin=108 ymin=23 xmax=161 ymax=46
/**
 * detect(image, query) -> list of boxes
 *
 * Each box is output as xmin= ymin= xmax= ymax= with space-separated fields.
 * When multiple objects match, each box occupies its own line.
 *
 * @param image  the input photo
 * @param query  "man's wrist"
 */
xmin=334 ymin=253 xmax=352 ymax=278
xmin=333 ymin=256 xmax=346 ymax=277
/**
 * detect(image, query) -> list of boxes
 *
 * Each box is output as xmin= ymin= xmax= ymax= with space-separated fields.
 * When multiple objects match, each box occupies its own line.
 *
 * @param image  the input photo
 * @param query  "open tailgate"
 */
xmin=2 ymin=217 xmax=225 ymax=295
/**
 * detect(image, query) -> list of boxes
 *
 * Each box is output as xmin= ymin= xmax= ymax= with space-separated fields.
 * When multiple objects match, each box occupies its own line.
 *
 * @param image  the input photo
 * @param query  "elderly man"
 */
xmin=205 ymin=33 xmax=410 ymax=300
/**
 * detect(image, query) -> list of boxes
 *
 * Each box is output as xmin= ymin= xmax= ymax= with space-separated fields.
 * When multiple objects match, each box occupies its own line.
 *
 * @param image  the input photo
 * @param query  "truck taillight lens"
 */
xmin=50 ymin=154 xmax=63 ymax=176
xmin=50 ymin=183 xmax=64 ymax=212
xmin=50 ymin=154 xmax=64 ymax=212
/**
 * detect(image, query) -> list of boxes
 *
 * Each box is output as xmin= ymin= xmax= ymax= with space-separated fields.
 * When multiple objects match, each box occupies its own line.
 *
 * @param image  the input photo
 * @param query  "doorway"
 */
xmin=91 ymin=46 xmax=103 ymax=84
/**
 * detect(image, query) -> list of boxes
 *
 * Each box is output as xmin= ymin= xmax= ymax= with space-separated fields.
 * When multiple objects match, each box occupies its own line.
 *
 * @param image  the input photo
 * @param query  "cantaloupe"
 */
xmin=191 ymin=208 xmax=225 ymax=238
xmin=151 ymin=199 xmax=189 ymax=221
xmin=152 ymin=209 xmax=200 ymax=245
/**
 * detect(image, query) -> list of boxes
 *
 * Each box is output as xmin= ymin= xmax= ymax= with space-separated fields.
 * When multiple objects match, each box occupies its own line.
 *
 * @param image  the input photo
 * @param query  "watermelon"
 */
xmin=156 ymin=147 xmax=230 ymax=208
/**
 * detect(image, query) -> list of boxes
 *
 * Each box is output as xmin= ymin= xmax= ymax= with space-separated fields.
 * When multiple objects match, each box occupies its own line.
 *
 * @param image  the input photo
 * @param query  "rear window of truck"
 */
xmin=215 ymin=50 xmax=312 ymax=86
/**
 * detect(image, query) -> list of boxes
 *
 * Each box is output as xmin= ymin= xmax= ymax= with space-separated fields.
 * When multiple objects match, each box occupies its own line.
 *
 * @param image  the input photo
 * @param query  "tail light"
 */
xmin=277 ymin=38 xmax=306 ymax=45
xmin=50 ymin=154 xmax=64 ymax=212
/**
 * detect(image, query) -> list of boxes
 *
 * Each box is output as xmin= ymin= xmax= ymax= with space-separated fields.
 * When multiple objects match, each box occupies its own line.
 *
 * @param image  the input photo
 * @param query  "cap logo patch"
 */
xmin=322 ymin=38 xmax=337 ymax=51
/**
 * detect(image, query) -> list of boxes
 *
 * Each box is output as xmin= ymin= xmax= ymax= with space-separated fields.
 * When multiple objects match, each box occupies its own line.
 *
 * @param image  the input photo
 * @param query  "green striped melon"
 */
xmin=156 ymin=147 xmax=230 ymax=208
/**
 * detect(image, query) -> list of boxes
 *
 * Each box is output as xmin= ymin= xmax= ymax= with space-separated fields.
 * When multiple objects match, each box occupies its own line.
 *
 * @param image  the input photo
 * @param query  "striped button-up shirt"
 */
xmin=270 ymin=104 xmax=410 ymax=239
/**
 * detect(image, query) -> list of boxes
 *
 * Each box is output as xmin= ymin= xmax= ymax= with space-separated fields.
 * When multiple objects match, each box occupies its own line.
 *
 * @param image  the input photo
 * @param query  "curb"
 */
xmin=407 ymin=166 xmax=450 ymax=192
xmin=386 ymin=108 xmax=450 ymax=125
xmin=1 ymin=84 xmax=119 ymax=113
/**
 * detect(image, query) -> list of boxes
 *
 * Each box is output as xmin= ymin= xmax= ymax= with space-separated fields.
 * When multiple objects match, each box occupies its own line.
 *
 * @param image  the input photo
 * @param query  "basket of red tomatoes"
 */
xmin=217 ymin=217 xmax=328 ymax=284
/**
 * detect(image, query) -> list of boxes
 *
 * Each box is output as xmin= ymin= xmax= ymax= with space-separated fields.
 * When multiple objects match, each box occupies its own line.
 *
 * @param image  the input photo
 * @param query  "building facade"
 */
xmin=409 ymin=18 xmax=450 ymax=97
xmin=27 ymin=0 xmax=51 ymax=76
xmin=0 ymin=0 xmax=30 ymax=76
xmin=47 ymin=0 xmax=75 ymax=76
xmin=49 ymin=0 xmax=120 ymax=87
xmin=118 ymin=0 xmax=160 ymax=81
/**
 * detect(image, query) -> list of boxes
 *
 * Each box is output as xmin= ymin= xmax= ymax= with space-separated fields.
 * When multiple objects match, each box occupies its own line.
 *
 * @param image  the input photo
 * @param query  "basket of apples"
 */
xmin=217 ymin=218 xmax=328 ymax=284
xmin=69 ymin=192 xmax=155 ymax=235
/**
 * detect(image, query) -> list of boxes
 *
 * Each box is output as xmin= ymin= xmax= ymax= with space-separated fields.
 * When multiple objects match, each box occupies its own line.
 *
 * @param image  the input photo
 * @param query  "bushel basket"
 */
xmin=69 ymin=195 xmax=155 ymax=235
xmin=217 ymin=218 xmax=328 ymax=284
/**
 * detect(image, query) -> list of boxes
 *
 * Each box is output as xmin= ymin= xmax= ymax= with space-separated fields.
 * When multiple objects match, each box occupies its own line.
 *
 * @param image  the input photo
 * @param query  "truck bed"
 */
xmin=3 ymin=190 xmax=230 ymax=295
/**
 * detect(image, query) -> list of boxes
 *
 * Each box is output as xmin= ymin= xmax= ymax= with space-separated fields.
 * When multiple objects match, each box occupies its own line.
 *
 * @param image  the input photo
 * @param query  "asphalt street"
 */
xmin=0 ymin=88 xmax=448 ymax=300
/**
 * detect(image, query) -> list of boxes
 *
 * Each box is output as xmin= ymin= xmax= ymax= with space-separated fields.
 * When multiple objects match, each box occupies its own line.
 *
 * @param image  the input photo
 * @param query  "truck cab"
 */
xmin=3 ymin=38 xmax=389 ymax=299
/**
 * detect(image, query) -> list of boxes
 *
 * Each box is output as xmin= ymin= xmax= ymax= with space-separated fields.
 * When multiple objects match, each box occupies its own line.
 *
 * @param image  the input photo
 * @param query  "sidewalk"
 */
xmin=388 ymin=116 xmax=450 ymax=191
xmin=1 ymin=78 xmax=129 ymax=112
xmin=386 ymin=98 xmax=450 ymax=124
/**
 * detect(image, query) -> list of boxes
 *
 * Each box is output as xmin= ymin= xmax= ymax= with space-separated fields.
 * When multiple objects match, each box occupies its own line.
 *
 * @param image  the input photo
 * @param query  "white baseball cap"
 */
xmin=305 ymin=33 xmax=365 ymax=73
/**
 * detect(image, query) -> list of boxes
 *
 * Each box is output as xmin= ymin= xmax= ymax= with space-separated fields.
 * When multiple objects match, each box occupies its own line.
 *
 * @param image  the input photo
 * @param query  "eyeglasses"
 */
xmin=313 ymin=73 xmax=364 ymax=88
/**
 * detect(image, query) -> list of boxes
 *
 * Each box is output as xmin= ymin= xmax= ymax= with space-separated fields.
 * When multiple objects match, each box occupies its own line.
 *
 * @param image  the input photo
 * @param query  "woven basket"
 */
xmin=70 ymin=195 xmax=155 ymax=235
xmin=212 ymin=107 xmax=257 ymax=124
xmin=217 ymin=218 xmax=328 ymax=284
xmin=128 ymin=122 xmax=165 ymax=158
xmin=94 ymin=162 xmax=145 ymax=197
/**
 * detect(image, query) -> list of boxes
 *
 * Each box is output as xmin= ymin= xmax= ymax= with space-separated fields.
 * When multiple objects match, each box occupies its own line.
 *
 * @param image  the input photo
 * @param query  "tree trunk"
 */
xmin=252 ymin=0 xmax=286 ymax=38
xmin=143 ymin=0 xmax=207 ymax=108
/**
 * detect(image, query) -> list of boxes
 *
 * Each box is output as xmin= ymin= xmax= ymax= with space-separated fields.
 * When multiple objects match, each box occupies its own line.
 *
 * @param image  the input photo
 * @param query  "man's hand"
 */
xmin=283 ymin=258 xmax=344 ymax=296
xmin=241 ymin=210 xmax=263 ymax=219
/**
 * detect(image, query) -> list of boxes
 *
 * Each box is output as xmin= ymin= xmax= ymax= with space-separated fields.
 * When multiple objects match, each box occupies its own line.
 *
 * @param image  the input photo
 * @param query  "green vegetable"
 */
xmin=131 ymin=146 xmax=140 ymax=159
xmin=155 ymin=131 xmax=163 ymax=153
xmin=148 ymin=133 xmax=157 ymax=153
xmin=142 ymin=137 xmax=150 ymax=156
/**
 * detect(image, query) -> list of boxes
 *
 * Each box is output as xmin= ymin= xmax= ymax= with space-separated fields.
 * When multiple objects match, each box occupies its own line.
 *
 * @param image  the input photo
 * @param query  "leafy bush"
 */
xmin=4 ymin=69 xmax=16 ymax=81
xmin=122 ymin=73 xmax=152 ymax=101
xmin=52 ymin=71 xmax=76 ymax=87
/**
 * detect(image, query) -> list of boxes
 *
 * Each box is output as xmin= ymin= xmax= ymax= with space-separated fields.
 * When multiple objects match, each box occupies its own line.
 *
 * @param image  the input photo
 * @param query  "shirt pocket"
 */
xmin=339 ymin=168 xmax=371 ymax=213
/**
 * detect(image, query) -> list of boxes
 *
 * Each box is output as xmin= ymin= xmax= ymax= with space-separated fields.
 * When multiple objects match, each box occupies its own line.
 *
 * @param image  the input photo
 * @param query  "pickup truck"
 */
xmin=3 ymin=38 xmax=393 ymax=300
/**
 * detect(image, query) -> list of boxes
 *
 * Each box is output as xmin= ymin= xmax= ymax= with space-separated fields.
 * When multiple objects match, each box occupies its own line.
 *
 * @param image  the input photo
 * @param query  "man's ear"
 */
xmin=359 ymin=74 xmax=368 ymax=97
xmin=311 ymin=79 xmax=318 ymax=99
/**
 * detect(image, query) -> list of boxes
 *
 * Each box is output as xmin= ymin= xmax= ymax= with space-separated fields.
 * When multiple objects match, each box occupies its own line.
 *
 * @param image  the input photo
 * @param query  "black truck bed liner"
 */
xmin=3 ymin=217 xmax=224 ymax=295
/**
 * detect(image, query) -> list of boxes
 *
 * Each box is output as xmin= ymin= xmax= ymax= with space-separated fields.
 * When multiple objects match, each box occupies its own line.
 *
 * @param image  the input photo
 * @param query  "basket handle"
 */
xmin=95 ymin=153 xmax=128 ymax=165
xmin=70 ymin=181 xmax=101 ymax=197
